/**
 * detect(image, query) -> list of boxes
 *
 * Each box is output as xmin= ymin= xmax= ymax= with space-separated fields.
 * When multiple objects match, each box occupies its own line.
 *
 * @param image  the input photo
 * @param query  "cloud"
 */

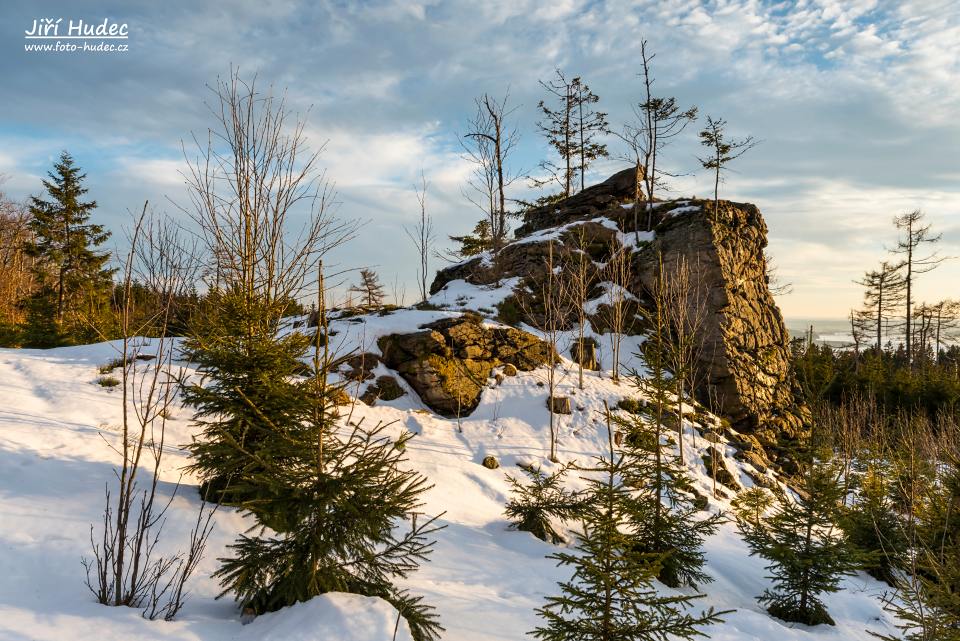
xmin=1 ymin=0 xmax=958 ymax=316
xmin=113 ymin=157 xmax=185 ymax=188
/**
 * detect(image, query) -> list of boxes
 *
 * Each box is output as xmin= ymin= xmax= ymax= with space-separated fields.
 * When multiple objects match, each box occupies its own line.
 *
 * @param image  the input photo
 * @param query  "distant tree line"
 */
xmin=793 ymin=210 xmax=956 ymax=418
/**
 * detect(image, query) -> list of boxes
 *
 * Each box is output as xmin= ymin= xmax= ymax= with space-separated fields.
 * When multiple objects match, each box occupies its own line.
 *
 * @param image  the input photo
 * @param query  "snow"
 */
xmin=243 ymin=595 xmax=414 ymax=641
xmin=0 ymin=315 xmax=905 ymax=640
xmin=511 ymin=215 xmax=621 ymax=247
xmin=427 ymin=277 xmax=522 ymax=314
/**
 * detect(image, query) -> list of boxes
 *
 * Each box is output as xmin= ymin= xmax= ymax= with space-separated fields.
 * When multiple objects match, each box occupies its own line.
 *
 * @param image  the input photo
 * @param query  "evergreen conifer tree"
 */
xmin=532 ymin=416 xmax=722 ymax=641
xmin=873 ymin=458 xmax=960 ymax=640
xmin=504 ymin=462 xmax=585 ymax=544
xmin=534 ymin=70 xmax=608 ymax=197
xmin=611 ymin=260 xmax=720 ymax=589
xmin=182 ymin=289 xmax=312 ymax=507
xmin=731 ymin=486 xmax=774 ymax=530
xmin=449 ymin=219 xmax=493 ymax=257
xmin=24 ymin=151 xmax=113 ymax=345
xmin=739 ymin=450 xmax=859 ymax=626
xmin=843 ymin=459 xmax=907 ymax=585
xmin=212 ymin=300 xmax=444 ymax=641
xmin=349 ymin=268 xmax=385 ymax=310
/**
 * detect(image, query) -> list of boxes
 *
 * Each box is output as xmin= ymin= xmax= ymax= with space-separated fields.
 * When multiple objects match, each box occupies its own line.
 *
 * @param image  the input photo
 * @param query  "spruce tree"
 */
xmin=572 ymin=78 xmax=608 ymax=193
xmin=611 ymin=260 xmax=721 ymax=589
xmin=449 ymin=219 xmax=493 ymax=257
xmin=731 ymin=486 xmax=774 ymax=530
xmin=843 ymin=459 xmax=907 ymax=585
xmin=535 ymin=70 xmax=608 ymax=197
xmin=911 ymin=459 xmax=960 ymax=636
xmin=856 ymin=262 xmax=906 ymax=352
xmin=504 ymin=462 xmax=585 ymax=544
xmin=212 ymin=302 xmax=444 ymax=641
xmin=614 ymin=394 xmax=721 ymax=588
xmin=349 ymin=268 xmax=385 ymax=310
xmin=739 ymin=451 xmax=859 ymax=626
xmin=696 ymin=116 xmax=756 ymax=218
xmin=874 ymin=459 xmax=960 ymax=640
xmin=182 ymin=289 xmax=312 ymax=508
xmin=532 ymin=420 xmax=722 ymax=641
xmin=24 ymin=151 xmax=113 ymax=345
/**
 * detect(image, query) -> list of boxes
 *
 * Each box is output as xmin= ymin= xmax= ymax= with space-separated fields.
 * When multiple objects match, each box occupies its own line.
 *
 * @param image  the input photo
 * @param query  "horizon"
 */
xmin=2 ymin=1 xmax=958 ymax=318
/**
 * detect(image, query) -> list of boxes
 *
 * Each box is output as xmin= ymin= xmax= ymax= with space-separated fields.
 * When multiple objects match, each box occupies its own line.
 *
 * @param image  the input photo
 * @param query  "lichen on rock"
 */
xmin=378 ymin=315 xmax=553 ymax=417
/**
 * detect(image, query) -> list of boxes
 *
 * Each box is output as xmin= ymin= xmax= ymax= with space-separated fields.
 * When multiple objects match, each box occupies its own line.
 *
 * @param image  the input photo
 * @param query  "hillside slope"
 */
xmin=0 ymin=309 xmax=904 ymax=640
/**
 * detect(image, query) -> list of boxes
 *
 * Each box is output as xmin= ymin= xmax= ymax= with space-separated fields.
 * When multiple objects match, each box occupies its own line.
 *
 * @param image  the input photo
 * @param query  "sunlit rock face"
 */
xmin=430 ymin=168 xmax=809 ymax=460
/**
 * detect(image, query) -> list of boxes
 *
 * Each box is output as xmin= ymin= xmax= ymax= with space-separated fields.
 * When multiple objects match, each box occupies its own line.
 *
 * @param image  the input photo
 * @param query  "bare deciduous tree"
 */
xmin=661 ymin=254 xmax=708 ymax=465
xmin=84 ymin=205 xmax=215 ymax=621
xmin=406 ymin=172 xmax=435 ymax=303
xmin=0 ymin=186 xmax=35 ymax=331
xmin=891 ymin=210 xmax=946 ymax=364
xmin=181 ymin=69 xmax=355 ymax=317
xmin=764 ymin=250 xmax=794 ymax=297
xmin=566 ymin=227 xmax=596 ymax=390
xmin=612 ymin=129 xmax=648 ymax=244
xmin=601 ymin=242 xmax=634 ymax=383
xmin=461 ymin=92 xmax=520 ymax=252
xmin=520 ymin=240 xmax=572 ymax=462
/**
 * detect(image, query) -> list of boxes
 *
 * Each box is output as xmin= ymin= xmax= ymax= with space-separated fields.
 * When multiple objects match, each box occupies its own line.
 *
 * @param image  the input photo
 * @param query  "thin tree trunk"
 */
xmin=565 ymin=90 xmax=571 ymax=198
xmin=906 ymin=230 xmax=913 ymax=363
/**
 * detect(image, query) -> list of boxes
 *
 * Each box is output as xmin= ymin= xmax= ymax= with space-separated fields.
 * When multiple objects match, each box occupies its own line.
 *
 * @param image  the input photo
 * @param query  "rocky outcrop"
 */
xmin=360 ymin=375 xmax=405 ymax=405
xmin=515 ymin=167 xmax=641 ymax=237
xmin=634 ymin=199 xmax=809 ymax=446
xmin=429 ymin=168 xmax=809 ymax=459
xmin=378 ymin=315 xmax=553 ymax=417
xmin=430 ymin=219 xmax=619 ymax=296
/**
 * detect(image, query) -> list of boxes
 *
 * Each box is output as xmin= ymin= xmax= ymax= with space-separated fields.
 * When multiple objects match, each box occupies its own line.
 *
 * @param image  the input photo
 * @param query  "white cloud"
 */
xmin=113 ymin=158 xmax=185 ymax=188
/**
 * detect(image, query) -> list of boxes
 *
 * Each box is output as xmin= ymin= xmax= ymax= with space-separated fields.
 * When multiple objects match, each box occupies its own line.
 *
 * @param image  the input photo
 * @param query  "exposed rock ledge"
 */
xmin=429 ymin=168 xmax=809 ymax=466
xmin=377 ymin=315 xmax=553 ymax=417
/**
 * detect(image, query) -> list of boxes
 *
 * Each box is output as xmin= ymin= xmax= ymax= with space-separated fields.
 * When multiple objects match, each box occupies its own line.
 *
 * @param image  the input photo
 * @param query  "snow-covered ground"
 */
xmin=0 ymin=308 xmax=905 ymax=640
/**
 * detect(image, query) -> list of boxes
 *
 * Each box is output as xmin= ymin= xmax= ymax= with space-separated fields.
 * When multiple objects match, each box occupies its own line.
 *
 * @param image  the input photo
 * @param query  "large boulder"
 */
xmin=430 ymin=220 xmax=619 ymax=295
xmin=515 ymin=166 xmax=642 ymax=236
xmin=633 ymin=199 xmax=809 ymax=455
xmin=378 ymin=315 xmax=553 ymax=416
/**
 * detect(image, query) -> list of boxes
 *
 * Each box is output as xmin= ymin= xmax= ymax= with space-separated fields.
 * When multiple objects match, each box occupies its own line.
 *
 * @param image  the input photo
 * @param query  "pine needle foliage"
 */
xmin=24 ymin=151 xmax=113 ymax=346
xmin=214 ymin=422 xmax=445 ymax=641
xmin=842 ymin=459 xmax=908 ymax=586
xmin=349 ymin=268 xmax=385 ymax=310
xmin=449 ymin=219 xmax=494 ymax=258
xmin=504 ymin=462 xmax=585 ymax=544
xmin=871 ymin=458 xmax=960 ymax=641
xmin=613 ymin=398 xmax=722 ymax=589
xmin=196 ymin=289 xmax=445 ymax=641
xmin=731 ymin=486 xmax=774 ymax=530
xmin=609 ymin=254 xmax=722 ymax=589
xmin=740 ymin=451 xmax=860 ymax=626
xmin=182 ymin=289 xmax=312 ymax=509
xmin=532 ymin=424 xmax=724 ymax=641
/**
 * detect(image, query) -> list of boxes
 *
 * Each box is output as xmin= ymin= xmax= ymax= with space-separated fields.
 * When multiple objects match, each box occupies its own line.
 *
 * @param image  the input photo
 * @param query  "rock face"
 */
xmin=378 ymin=315 xmax=553 ymax=417
xmin=634 ymin=199 xmax=808 ymax=445
xmin=570 ymin=336 xmax=599 ymax=370
xmin=429 ymin=168 xmax=808 ymax=456
xmin=515 ymin=167 xmax=641 ymax=237
xmin=359 ymin=375 xmax=405 ymax=406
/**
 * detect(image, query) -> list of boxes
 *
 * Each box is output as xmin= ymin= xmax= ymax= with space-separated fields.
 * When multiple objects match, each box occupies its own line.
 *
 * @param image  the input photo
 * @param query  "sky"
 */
xmin=1 ymin=0 xmax=959 ymax=318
